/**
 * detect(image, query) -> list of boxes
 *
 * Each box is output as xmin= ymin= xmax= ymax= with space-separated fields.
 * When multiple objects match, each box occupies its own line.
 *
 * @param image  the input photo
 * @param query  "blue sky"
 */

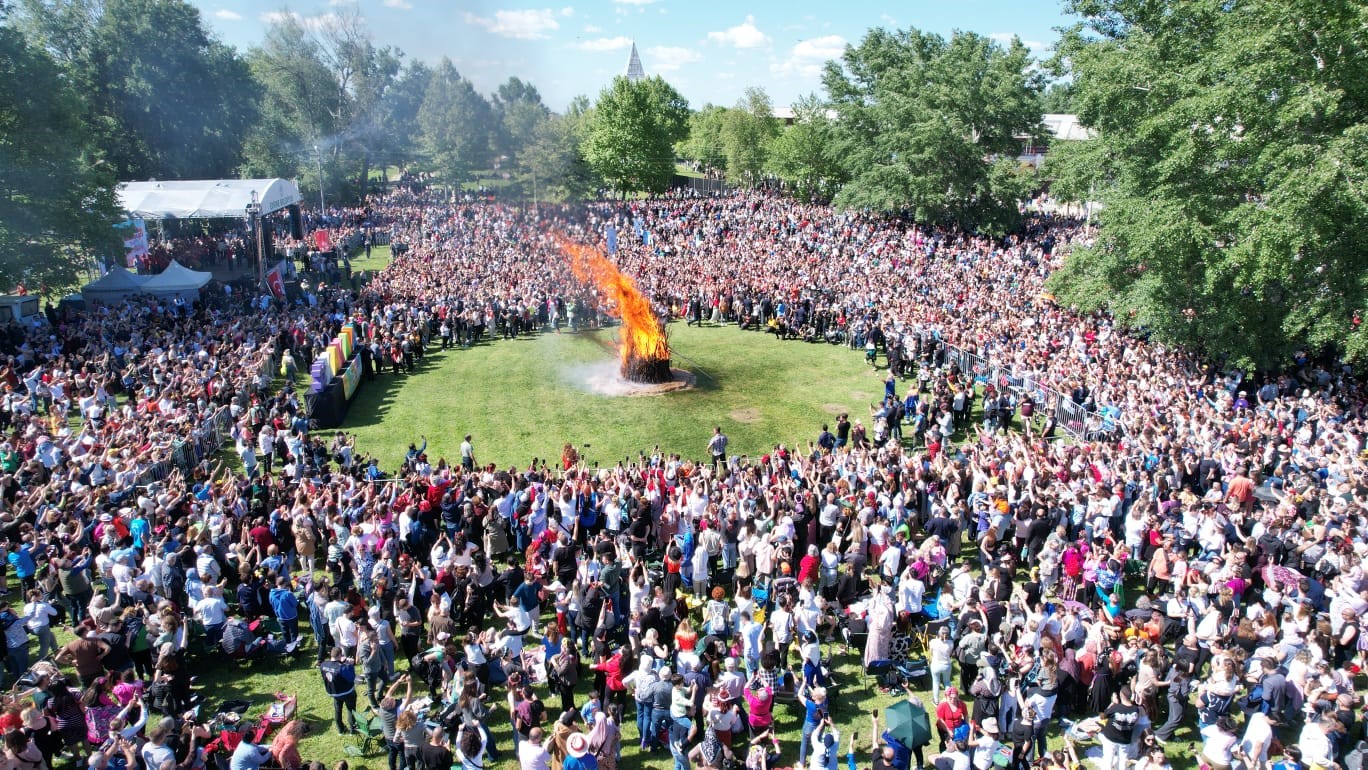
xmin=191 ymin=0 xmax=1074 ymax=111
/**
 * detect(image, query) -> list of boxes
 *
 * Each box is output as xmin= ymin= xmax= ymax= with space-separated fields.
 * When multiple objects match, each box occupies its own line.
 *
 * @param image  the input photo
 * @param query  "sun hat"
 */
xmin=566 ymin=732 xmax=590 ymax=758
xmin=982 ymin=717 xmax=1000 ymax=734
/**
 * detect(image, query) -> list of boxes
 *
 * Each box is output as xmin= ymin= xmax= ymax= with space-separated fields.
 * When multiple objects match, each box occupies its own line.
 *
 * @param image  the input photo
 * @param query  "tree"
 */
xmin=1047 ymin=0 xmax=1368 ymax=366
xmin=721 ymin=87 xmax=779 ymax=186
xmin=493 ymin=76 xmax=548 ymax=158
xmin=677 ymin=104 xmax=728 ymax=173
xmin=767 ymin=94 xmax=847 ymax=200
xmin=418 ymin=58 xmax=495 ymax=186
xmin=380 ymin=61 xmax=433 ymax=173
xmin=822 ymin=28 xmax=1044 ymax=233
xmin=519 ymin=113 xmax=598 ymax=202
xmin=16 ymin=0 xmax=257 ymax=180
xmin=242 ymin=11 xmax=401 ymax=202
xmin=584 ymin=75 xmax=689 ymax=196
xmin=1040 ymin=81 xmax=1074 ymax=113
xmin=0 ymin=17 xmax=120 ymax=291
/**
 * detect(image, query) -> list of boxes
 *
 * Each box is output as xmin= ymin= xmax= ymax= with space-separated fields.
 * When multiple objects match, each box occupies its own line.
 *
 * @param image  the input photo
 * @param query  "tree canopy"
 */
xmin=1047 ymin=0 xmax=1368 ymax=367
xmin=584 ymin=76 xmax=689 ymax=196
xmin=15 ymin=0 xmax=257 ymax=180
xmin=821 ymin=28 xmax=1044 ymax=233
xmin=0 ymin=12 xmax=120 ymax=291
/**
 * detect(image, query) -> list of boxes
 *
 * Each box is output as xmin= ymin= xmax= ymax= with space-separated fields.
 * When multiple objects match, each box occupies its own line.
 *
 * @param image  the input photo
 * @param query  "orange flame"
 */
xmin=558 ymin=236 xmax=669 ymax=368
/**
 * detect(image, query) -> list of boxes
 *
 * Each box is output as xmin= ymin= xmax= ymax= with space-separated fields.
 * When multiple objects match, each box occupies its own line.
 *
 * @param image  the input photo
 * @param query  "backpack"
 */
xmin=1197 ymin=691 xmax=1234 ymax=725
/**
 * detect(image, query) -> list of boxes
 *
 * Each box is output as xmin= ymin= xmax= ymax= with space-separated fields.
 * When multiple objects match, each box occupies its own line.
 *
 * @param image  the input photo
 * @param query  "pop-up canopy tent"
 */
xmin=141 ymin=260 xmax=212 ymax=302
xmin=117 ymin=178 xmax=301 ymax=220
xmin=81 ymin=267 xmax=151 ymax=306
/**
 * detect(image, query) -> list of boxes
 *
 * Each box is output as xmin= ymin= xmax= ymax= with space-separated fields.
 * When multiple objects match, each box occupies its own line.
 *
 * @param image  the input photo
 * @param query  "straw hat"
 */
xmin=566 ymin=732 xmax=590 ymax=758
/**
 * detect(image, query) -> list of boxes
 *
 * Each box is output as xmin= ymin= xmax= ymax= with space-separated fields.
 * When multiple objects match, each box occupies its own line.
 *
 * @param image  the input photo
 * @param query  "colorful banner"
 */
xmin=313 ymin=230 xmax=333 ymax=252
xmin=342 ymin=355 xmax=362 ymax=400
xmin=114 ymin=218 xmax=149 ymax=267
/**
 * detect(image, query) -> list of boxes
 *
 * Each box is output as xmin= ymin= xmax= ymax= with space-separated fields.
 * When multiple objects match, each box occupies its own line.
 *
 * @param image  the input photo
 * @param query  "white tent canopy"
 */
xmin=141 ymin=260 xmax=212 ymax=302
xmin=81 ymin=267 xmax=151 ymax=306
xmin=117 ymin=178 xmax=301 ymax=220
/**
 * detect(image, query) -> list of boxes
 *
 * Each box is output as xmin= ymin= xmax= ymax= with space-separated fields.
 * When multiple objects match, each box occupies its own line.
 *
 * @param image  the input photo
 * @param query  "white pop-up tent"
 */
xmin=141 ymin=260 xmax=212 ymax=302
xmin=81 ymin=267 xmax=151 ymax=306
xmin=117 ymin=178 xmax=301 ymax=219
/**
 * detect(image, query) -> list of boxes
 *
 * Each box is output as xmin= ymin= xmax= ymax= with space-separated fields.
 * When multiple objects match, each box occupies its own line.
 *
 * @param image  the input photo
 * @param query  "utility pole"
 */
xmin=315 ymin=144 xmax=326 ymax=213
xmin=246 ymin=190 xmax=265 ymax=288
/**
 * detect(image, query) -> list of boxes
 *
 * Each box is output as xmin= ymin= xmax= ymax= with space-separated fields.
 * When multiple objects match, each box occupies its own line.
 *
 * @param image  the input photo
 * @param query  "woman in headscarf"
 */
xmin=586 ymin=710 xmax=621 ymax=770
xmin=547 ymin=711 xmax=581 ymax=770
xmin=864 ymin=584 xmax=895 ymax=668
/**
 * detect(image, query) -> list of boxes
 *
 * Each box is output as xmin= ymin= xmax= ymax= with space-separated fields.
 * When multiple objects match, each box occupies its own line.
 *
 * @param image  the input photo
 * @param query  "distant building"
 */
xmin=626 ymin=42 xmax=646 ymax=82
xmin=1018 ymin=114 xmax=1095 ymax=166
xmin=771 ymin=106 xmax=839 ymax=126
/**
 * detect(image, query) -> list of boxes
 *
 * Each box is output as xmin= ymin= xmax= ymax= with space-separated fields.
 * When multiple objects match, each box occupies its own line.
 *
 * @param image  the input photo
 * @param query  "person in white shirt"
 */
xmin=22 ymin=590 xmax=58 ymax=659
xmin=517 ymin=726 xmax=551 ymax=770
xmin=194 ymin=587 xmax=229 ymax=645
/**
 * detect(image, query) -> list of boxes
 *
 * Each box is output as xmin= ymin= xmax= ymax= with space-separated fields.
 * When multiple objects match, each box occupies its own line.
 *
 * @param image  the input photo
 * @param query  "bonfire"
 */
xmin=560 ymin=238 xmax=673 ymax=384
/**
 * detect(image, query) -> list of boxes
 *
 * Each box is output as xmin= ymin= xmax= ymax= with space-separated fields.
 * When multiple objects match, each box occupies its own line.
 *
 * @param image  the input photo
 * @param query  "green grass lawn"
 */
xmin=330 ymin=323 xmax=889 ymax=470
xmin=349 ymin=245 xmax=393 ymax=277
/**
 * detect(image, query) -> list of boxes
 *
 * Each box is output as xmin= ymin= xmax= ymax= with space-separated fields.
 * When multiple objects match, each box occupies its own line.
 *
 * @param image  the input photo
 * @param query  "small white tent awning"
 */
xmin=81 ymin=267 xmax=151 ymax=305
xmin=141 ymin=260 xmax=212 ymax=300
xmin=117 ymin=178 xmax=302 ymax=220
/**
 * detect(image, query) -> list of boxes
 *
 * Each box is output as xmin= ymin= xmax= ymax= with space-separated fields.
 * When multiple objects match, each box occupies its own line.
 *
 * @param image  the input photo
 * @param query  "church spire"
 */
xmin=625 ymin=42 xmax=646 ymax=82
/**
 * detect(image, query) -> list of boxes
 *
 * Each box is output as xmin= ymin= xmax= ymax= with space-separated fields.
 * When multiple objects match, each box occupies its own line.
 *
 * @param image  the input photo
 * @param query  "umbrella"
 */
xmin=884 ymin=699 xmax=932 ymax=749
xmin=1263 ymin=564 xmax=1303 ymax=588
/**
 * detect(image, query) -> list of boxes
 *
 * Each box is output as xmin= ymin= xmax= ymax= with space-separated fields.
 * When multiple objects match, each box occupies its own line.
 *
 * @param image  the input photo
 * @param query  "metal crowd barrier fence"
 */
xmin=938 ymin=342 xmax=1120 ymax=440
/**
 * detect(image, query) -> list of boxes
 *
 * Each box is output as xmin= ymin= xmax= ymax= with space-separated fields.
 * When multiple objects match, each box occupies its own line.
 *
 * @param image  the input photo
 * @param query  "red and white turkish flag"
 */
xmin=266 ymin=268 xmax=286 ymax=298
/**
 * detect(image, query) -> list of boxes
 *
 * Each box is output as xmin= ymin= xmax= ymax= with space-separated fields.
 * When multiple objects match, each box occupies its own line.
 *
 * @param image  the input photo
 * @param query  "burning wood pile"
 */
xmin=560 ymin=237 xmax=673 ymax=384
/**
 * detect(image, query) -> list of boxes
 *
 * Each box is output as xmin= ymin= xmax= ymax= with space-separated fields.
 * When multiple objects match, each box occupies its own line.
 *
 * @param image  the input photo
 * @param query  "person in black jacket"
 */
xmin=320 ymin=646 xmax=359 ymax=735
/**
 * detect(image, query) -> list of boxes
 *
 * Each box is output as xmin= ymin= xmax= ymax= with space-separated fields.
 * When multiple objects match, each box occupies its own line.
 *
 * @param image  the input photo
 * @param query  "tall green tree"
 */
xmin=721 ymin=87 xmax=779 ymax=186
xmin=242 ymin=11 xmax=401 ymax=202
xmin=16 ymin=0 xmax=257 ymax=180
xmin=0 ymin=14 xmax=120 ymax=290
xmin=584 ymin=76 xmax=689 ymax=196
xmin=767 ymin=94 xmax=847 ymax=201
xmin=519 ymin=112 xmax=598 ymax=202
xmin=676 ymin=104 xmax=728 ymax=173
xmin=377 ymin=60 xmax=431 ymax=175
xmin=822 ymin=28 xmax=1043 ymax=233
xmin=493 ymin=76 xmax=548 ymax=158
xmin=1048 ymin=0 xmax=1368 ymax=366
xmin=418 ymin=58 xmax=495 ymax=186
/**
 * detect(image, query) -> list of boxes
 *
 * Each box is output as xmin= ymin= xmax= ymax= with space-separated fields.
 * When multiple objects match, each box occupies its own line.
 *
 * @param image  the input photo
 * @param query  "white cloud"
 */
xmin=259 ymin=10 xmax=298 ymax=24
xmin=574 ymin=36 xmax=633 ymax=52
xmin=258 ymin=10 xmax=343 ymax=31
xmin=880 ymin=13 xmax=897 ymax=26
xmin=646 ymin=45 xmax=701 ymax=72
xmin=612 ymin=0 xmax=655 ymax=4
xmin=382 ymin=0 xmax=413 ymax=8
xmin=464 ymin=8 xmax=562 ymax=40
xmin=214 ymin=9 xmax=242 ymax=20
xmin=772 ymin=34 xmax=846 ymax=77
xmin=560 ymin=7 xmax=574 ymax=16
xmin=706 ymin=15 xmax=769 ymax=49
xmin=583 ymin=24 xmax=602 ymax=33
xmin=989 ymin=32 xmax=1047 ymax=55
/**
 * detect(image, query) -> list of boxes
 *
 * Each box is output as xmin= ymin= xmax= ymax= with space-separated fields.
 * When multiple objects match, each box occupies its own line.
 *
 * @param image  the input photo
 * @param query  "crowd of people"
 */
xmin=0 ymin=187 xmax=1359 ymax=770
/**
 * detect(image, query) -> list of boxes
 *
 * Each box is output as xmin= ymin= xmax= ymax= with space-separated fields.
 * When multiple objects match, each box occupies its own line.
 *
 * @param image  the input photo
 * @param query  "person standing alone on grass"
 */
xmin=707 ymin=427 xmax=727 ymax=472
xmin=461 ymin=435 xmax=476 ymax=472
